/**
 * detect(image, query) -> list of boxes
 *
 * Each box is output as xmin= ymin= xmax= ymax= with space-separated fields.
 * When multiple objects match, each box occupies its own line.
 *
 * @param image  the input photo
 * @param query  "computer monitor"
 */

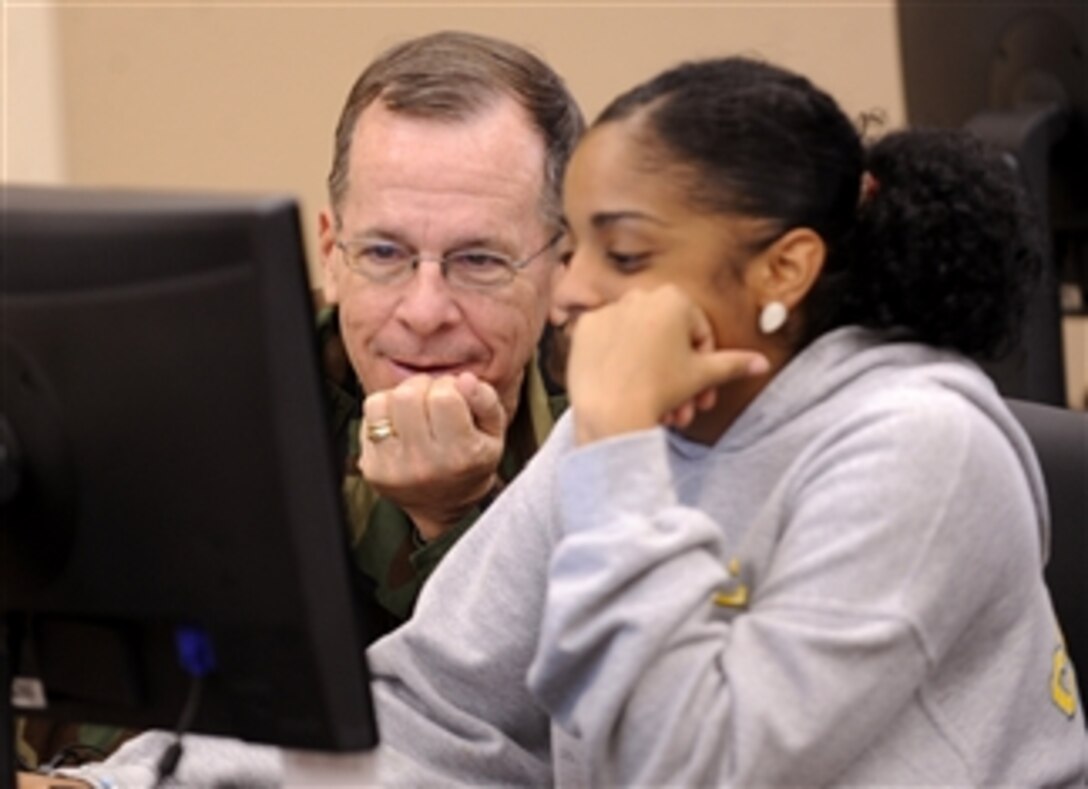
xmin=1 ymin=185 xmax=378 ymax=785
xmin=897 ymin=2 xmax=1087 ymax=405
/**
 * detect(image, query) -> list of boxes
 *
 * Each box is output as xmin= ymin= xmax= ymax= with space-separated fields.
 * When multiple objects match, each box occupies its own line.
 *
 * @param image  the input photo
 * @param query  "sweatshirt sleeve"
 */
xmin=527 ymin=397 xmax=1041 ymax=787
xmin=361 ymin=417 xmax=572 ymax=786
xmin=54 ymin=730 xmax=281 ymax=788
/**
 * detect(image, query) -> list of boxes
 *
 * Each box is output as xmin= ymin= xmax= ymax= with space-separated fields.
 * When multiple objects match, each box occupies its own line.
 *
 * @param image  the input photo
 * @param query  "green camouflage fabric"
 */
xmin=319 ymin=307 xmax=566 ymax=627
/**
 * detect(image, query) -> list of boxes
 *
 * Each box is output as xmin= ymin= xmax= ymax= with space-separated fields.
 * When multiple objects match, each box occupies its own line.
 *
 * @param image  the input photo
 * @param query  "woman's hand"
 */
xmin=566 ymin=285 xmax=768 ymax=445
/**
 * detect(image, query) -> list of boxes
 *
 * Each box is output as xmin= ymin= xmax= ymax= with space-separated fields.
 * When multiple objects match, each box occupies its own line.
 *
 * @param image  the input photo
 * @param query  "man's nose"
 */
xmin=392 ymin=261 xmax=463 ymax=335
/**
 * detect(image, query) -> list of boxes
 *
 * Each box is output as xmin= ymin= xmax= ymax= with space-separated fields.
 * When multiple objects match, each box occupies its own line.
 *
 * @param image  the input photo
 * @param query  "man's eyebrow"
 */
xmin=343 ymin=228 xmax=516 ymax=253
xmin=342 ymin=226 xmax=411 ymax=245
xmin=447 ymin=235 xmax=516 ymax=252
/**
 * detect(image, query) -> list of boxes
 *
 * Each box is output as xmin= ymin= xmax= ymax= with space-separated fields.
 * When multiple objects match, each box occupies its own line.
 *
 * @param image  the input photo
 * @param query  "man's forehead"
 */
xmin=349 ymin=100 xmax=546 ymax=191
xmin=340 ymin=100 xmax=549 ymax=239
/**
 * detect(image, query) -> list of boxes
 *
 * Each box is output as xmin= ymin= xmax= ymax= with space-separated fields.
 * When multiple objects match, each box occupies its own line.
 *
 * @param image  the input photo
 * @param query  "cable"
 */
xmin=152 ymin=627 xmax=215 ymax=788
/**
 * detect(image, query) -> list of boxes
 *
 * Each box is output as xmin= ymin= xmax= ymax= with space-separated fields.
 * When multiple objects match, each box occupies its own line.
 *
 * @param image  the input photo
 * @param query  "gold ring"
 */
xmin=365 ymin=417 xmax=397 ymax=443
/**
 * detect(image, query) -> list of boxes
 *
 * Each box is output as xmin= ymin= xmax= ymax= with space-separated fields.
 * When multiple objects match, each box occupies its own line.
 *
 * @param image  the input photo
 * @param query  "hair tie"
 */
xmin=859 ymin=171 xmax=880 ymax=205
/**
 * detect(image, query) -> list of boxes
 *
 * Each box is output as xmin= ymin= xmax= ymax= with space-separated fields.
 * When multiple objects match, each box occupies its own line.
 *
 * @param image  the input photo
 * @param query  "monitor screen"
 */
xmin=1 ymin=186 xmax=378 ymax=775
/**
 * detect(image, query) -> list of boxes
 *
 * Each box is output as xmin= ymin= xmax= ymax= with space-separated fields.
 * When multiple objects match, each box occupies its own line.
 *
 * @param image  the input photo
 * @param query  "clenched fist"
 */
xmin=360 ymin=372 xmax=507 ymax=542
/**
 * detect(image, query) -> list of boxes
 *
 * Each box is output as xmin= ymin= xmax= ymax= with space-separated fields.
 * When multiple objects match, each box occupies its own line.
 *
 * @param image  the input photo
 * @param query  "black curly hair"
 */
xmin=596 ymin=57 xmax=1043 ymax=360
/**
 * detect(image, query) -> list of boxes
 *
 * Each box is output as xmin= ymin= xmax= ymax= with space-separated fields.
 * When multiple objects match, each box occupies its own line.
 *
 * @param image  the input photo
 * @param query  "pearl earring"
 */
xmin=759 ymin=301 xmax=788 ymax=335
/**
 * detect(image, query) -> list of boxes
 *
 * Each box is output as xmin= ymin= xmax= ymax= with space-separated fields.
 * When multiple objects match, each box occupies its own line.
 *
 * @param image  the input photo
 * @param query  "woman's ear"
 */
xmin=318 ymin=207 xmax=341 ymax=305
xmin=748 ymin=227 xmax=826 ymax=310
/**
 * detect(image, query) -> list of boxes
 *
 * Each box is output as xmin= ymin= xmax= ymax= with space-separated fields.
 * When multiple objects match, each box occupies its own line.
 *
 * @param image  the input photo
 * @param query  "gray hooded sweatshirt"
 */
xmin=68 ymin=326 xmax=1087 ymax=787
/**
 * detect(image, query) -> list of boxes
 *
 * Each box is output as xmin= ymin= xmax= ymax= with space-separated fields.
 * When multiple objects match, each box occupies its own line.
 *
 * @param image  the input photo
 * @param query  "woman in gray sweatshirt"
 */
xmin=63 ymin=56 xmax=1085 ymax=788
xmin=361 ymin=56 xmax=1086 ymax=787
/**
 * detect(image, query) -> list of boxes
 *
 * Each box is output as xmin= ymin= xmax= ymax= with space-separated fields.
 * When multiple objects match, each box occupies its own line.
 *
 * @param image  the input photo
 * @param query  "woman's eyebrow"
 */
xmin=590 ymin=210 xmax=669 ymax=229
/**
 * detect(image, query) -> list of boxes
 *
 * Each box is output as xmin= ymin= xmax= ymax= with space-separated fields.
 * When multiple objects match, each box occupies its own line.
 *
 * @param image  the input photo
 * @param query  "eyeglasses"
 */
xmin=335 ymin=230 xmax=564 ymax=291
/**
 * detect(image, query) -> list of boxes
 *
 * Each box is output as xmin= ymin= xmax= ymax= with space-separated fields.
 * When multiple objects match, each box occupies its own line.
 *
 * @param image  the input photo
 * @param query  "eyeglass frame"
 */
xmin=334 ymin=229 xmax=565 ymax=292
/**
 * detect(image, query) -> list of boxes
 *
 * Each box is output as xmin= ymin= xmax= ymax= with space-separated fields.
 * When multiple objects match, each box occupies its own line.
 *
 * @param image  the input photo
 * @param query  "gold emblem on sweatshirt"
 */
xmin=1050 ymin=639 xmax=1078 ymax=719
xmin=712 ymin=558 xmax=750 ymax=609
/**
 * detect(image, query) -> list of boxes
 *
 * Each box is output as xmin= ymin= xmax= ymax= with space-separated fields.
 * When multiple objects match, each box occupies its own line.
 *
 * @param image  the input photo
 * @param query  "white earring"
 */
xmin=759 ymin=301 xmax=788 ymax=335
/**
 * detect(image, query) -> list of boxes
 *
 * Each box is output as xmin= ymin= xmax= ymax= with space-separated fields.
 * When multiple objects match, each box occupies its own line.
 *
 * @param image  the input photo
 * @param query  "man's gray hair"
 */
xmin=327 ymin=30 xmax=584 ymax=225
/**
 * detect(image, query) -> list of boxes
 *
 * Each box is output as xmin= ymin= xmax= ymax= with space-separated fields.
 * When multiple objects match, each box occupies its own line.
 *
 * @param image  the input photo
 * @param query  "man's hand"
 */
xmin=360 ymin=372 xmax=507 ymax=542
xmin=567 ymin=285 xmax=769 ymax=445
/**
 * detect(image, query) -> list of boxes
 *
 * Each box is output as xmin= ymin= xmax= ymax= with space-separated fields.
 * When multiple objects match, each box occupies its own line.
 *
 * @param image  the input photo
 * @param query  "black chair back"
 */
xmin=1007 ymin=398 xmax=1088 ymax=718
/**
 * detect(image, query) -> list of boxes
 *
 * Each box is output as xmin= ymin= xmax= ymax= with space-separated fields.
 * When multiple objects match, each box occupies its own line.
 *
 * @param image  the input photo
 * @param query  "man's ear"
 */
xmin=748 ymin=227 xmax=826 ymax=310
xmin=318 ymin=207 xmax=341 ymax=305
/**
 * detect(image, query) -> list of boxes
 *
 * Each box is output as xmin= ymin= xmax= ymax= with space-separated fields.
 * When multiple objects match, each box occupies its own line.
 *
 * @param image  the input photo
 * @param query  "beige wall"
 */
xmin=7 ymin=0 xmax=906 ymax=267
xmin=1064 ymin=318 xmax=1088 ymax=410
xmin=6 ymin=1 xmax=1085 ymax=406
xmin=4 ymin=3 xmax=66 ymax=183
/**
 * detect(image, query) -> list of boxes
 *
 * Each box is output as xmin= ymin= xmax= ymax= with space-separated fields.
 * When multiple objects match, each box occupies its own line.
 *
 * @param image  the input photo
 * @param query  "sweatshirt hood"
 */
xmin=700 ymin=326 xmax=1052 ymax=561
